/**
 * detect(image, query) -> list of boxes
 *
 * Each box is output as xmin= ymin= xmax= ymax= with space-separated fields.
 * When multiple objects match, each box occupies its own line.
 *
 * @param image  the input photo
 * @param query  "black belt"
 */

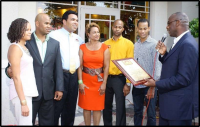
xmin=108 ymin=74 xmax=124 ymax=78
xmin=63 ymin=69 xmax=77 ymax=74
xmin=63 ymin=69 xmax=70 ymax=73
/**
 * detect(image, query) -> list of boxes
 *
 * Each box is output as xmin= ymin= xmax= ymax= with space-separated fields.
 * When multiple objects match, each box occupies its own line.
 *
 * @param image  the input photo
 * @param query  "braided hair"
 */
xmin=7 ymin=18 xmax=29 ymax=43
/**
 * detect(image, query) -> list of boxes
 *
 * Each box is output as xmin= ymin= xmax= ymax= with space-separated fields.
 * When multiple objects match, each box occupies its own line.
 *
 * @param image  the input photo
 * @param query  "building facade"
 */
xmin=1 ymin=1 xmax=198 ymax=125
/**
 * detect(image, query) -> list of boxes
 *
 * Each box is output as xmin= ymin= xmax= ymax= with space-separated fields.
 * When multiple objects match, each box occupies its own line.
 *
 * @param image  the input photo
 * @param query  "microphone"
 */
xmin=157 ymin=33 xmax=168 ymax=51
xmin=161 ymin=33 xmax=167 ymax=42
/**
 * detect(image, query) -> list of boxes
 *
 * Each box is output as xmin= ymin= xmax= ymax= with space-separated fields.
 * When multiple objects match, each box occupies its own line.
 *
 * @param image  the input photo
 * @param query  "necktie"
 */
xmin=69 ymin=33 xmax=76 ymax=74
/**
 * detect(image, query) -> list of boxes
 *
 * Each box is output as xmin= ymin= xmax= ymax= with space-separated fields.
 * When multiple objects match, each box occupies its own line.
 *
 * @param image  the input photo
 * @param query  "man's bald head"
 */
xmin=35 ymin=13 xmax=50 ymax=22
xmin=113 ymin=19 xmax=124 ymax=27
xmin=35 ymin=13 xmax=51 ymax=35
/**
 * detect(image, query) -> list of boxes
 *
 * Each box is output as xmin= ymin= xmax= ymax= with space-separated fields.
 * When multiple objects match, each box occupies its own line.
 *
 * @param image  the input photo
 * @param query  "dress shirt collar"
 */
xmin=137 ymin=35 xmax=152 ymax=44
xmin=33 ymin=32 xmax=49 ymax=42
xmin=174 ymin=30 xmax=189 ymax=44
xmin=112 ymin=35 xmax=123 ymax=41
xmin=61 ymin=28 xmax=74 ymax=37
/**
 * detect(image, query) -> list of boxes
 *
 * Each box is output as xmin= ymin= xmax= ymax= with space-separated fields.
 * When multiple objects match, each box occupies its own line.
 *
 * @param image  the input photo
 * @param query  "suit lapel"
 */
xmin=164 ymin=32 xmax=190 ymax=62
xmin=29 ymin=34 xmax=42 ymax=64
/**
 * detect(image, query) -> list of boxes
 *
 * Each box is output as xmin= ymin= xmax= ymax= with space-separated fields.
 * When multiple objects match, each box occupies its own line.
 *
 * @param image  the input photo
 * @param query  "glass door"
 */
xmin=79 ymin=6 xmax=120 ymax=42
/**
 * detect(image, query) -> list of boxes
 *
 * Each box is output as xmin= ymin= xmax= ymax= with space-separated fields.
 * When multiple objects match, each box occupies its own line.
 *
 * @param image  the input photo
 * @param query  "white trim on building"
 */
xmin=2 ymin=1 xmax=198 ymax=125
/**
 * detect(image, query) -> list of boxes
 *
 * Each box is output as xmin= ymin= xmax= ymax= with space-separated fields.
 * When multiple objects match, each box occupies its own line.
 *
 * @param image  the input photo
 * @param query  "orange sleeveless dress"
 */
xmin=78 ymin=43 xmax=108 ymax=110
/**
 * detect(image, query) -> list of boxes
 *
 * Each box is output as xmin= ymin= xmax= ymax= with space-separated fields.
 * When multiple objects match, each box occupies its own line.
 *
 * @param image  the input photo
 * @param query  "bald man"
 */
xmin=5 ymin=13 xmax=64 ymax=125
xmin=103 ymin=19 xmax=134 ymax=125
xmin=143 ymin=12 xmax=199 ymax=125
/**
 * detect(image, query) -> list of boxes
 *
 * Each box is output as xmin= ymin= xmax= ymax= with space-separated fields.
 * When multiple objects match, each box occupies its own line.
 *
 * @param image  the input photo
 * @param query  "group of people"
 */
xmin=5 ymin=10 xmax=198 ymax=126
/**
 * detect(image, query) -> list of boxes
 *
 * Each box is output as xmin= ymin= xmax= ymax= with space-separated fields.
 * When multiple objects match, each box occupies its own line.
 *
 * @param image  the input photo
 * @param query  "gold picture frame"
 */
xmin=112 ymin=58 xmax=154 ymax=86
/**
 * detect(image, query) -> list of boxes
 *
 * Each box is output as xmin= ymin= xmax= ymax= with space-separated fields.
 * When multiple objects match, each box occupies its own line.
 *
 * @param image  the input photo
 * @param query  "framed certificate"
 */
xmin=112 ymin=58 xmax=154 ymax=86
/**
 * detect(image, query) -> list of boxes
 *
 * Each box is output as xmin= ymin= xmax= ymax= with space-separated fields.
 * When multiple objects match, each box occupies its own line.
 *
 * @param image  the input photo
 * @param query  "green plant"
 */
xmin=189 ymin=2 xmax=199 ymax=38
xmin=189 ymin=18 xmax=199 ymax=38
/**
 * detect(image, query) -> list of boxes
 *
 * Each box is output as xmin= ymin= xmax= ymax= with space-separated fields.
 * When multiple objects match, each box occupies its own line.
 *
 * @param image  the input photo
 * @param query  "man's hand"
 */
xmin=143 ymin=79 xmax=156 ymax=87
xmin=7 ymin=66 xmax=13 ymax=78
xmin=156 ymin=40 xmax=167 ymax=55
xmin=54 ymin=91 xmax=63 ymax=101
xmin=123 ymin=84 xmax=130 ymax=96
xmin=146 ymin=87 xmax=155 ymax=99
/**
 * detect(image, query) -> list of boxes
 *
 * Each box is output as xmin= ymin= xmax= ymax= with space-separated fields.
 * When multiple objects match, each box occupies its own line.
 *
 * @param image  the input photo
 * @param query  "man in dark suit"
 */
xmin=143 ymin=12 xmax=199 ymax=126
xmin=6 ymin=13 xmax=64 ymax=125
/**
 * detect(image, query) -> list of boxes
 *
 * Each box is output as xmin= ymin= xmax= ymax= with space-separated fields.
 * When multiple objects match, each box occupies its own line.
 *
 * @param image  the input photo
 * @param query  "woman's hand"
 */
xmin=98 ymin=83 xmax=106 ymax=95
xmin=21 ymin=105 xmax=29 ymax=116
xmin=79 ymin=83 xmax=89 ymax=95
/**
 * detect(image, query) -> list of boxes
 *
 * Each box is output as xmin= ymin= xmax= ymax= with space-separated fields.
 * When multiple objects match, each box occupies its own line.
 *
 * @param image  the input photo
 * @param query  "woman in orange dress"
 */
xmin=78 ymin=22 xmax=110 ymax=125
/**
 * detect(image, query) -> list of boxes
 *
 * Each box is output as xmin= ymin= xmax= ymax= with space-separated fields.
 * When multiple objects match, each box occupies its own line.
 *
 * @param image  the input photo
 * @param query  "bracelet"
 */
xmin=78 ymin=80 xmax=83 ymax=85
xmin=21 ymin=100 xmax=27 ymax=106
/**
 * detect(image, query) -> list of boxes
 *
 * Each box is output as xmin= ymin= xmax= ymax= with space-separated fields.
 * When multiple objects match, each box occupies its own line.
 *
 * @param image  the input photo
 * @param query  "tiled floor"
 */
xmin=73 ymin=104 xmax=199 ymax=126
xmin=74 ymin=104 xmax=159 ymax=126
xmin=36 ymin=104 xmax=199 ymax=126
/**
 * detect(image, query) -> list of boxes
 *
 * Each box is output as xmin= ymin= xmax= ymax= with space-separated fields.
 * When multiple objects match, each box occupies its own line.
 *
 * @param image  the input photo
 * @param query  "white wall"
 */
xmin=18 ymin=2 xmax=37 ymax=32
xmin=167 ymin=1 xmax=199 ymax=50
xmin=2 ymin=2 xmax=19 ymax=125
xmin=2 ymin=1 xmax=199 ymax=125
xmin=1 ymin=2 xmax=37 ymax=125
xmin=166 ymin=2 xmax=182 ymax=50
xmin=2 ymin=2 xmax=19 ymax=60
xmin=182 ymin=2 xmax=199 ymax=22
xmin=150 ymin=2 xmax=168 ymax=43
xmin=2 ymin=2 xmax=37 ymax=61
xmin=182 ymin=1 xmax=199 ymax=44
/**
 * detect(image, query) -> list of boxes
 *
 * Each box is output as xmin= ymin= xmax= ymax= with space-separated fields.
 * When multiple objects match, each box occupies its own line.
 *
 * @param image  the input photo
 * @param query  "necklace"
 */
xmin=20 ymin=45 xmax=31 ymax=57
xmin=17 ymin=42 xmax=31 ymax=57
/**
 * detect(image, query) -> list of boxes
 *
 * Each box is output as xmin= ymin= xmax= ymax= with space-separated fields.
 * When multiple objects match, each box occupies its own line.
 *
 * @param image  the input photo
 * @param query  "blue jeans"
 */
xmin=132 ymin=86 xmax=157 ymax=126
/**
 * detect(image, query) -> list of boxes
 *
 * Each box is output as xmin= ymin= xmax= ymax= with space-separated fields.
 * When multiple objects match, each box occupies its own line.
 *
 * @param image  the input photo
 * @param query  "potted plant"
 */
xmin=189 ymin=2 xmax=199 ymax=38
xmin=189 ymin=18 xmax=199 ymax=38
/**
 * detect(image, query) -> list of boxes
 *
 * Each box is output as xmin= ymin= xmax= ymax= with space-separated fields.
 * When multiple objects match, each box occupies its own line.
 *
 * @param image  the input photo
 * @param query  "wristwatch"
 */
xmin=126 ymin=83 xmax=131 ymax=86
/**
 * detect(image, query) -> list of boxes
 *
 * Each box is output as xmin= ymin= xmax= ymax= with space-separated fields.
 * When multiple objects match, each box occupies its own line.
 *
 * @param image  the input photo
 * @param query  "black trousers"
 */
xmin=103 ymin=75 xmax=126 ymax=126
xmin=32 ymin=96 xmax=54 ymax=125
xmin=54 ymin=70 xmax=78 ymax=126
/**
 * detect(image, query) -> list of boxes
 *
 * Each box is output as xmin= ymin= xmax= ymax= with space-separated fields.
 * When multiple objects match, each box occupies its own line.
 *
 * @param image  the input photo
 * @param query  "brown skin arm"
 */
xmin=78 ymin=49 xmax=89 ymax=95
xmin=8 ymin=45 xmax=29 ymax=116
xmin=99 ymin=48 xmax=110 ymax=95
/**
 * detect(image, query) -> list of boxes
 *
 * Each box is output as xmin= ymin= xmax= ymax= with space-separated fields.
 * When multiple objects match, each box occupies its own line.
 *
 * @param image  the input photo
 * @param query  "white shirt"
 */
xmin=49 ymin=28 xmax=84 ymax=70
xmin=172 ymin=30 xmax=189 ymax=49
xmin=33 ymin=32 xmax=49 ymax=63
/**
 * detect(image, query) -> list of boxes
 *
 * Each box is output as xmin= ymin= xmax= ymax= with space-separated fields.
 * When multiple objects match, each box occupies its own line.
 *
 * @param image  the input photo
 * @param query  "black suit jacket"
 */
xmin=26 ymin=33 xmax=64 ymax=101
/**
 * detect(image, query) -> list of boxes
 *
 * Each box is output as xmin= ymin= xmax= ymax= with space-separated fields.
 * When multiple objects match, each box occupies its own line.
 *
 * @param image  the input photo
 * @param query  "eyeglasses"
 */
xmin=167 ymin=20 xmax=178 ymax=25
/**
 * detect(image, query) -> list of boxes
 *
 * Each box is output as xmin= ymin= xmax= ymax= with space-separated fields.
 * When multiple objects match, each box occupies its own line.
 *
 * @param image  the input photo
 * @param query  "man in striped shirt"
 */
xmin=132 ymin=19 xmax=162 ymax=125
